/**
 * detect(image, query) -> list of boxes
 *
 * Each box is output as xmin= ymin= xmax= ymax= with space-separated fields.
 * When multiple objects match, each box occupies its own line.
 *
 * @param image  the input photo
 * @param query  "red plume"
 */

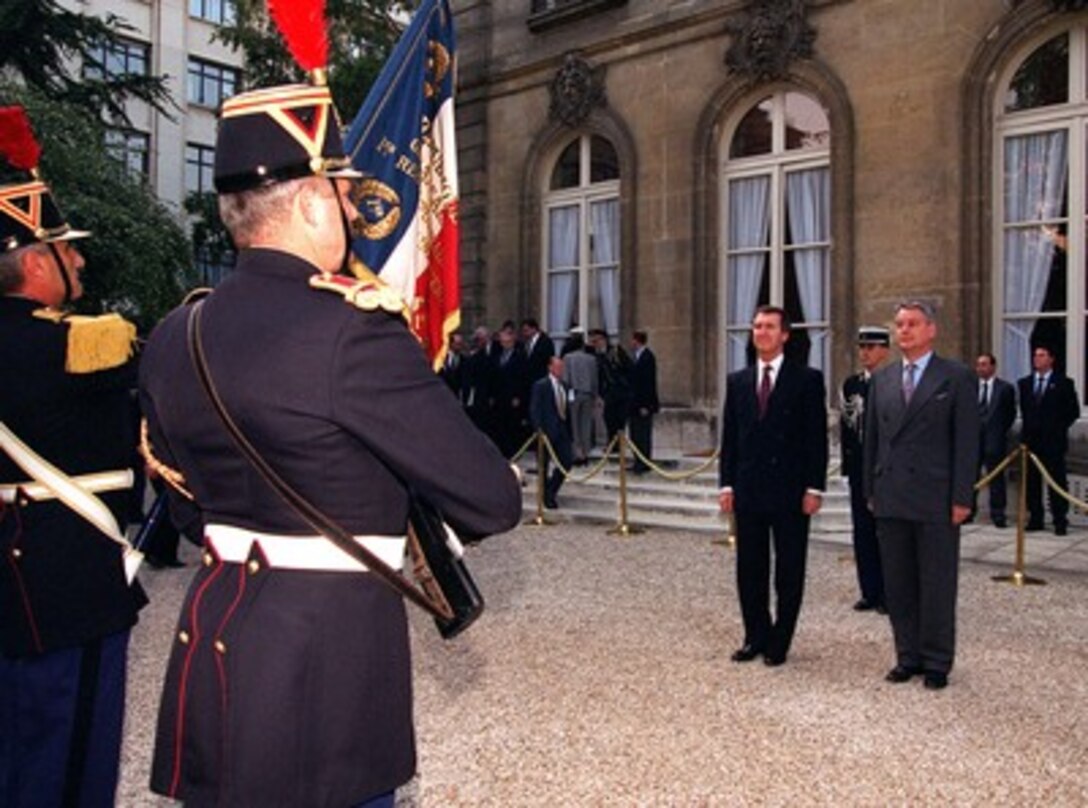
xmin=268 ymin=0 xmax=329 ymax=73
xmin=0 ymin=106 xmax=42 ymax=172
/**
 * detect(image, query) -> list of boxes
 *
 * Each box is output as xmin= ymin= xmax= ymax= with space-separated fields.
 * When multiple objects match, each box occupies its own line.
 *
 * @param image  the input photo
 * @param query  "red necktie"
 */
xmin=758 ymin=364 xmax=772 ymax=419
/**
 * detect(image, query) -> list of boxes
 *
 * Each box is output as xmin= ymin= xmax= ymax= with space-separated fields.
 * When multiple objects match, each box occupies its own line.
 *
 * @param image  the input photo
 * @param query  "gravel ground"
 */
xmin=118 ymin=523 xmax=1088 ymax=807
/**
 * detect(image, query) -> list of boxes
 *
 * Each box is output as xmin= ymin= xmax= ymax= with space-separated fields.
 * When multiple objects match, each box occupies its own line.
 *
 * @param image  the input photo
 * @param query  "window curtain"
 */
xmin=787 ymin=167 xmax=830 ymax=370
xmin=591 ymin=198 xmax=620 ymax=336
xmin=1002 ymin=130 xmax=1069 ymax=382
xmin=727 ymin=175 xmax=770 ymax=370
xmin=548 ymin=205 xmax=580 ymax=335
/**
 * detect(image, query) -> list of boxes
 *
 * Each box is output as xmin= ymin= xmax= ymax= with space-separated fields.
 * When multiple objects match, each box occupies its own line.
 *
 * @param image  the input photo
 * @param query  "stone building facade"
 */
xmin=453 ymin=0 xmax=1088 ymax=456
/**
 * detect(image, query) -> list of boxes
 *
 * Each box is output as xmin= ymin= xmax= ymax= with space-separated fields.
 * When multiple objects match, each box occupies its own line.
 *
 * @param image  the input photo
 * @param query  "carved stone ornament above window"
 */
xmin=724 ymin=0 xmax=816 ymax=81
xmin=548 ymin=54 xmax=607 ymax=128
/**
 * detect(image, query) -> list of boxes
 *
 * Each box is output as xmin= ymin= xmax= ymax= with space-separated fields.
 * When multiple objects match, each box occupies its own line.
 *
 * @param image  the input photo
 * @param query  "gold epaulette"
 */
xmin=308 ymin=272 xmax=408 ymax=318
xmin=33 ymin=309 xmax=137 ymax=374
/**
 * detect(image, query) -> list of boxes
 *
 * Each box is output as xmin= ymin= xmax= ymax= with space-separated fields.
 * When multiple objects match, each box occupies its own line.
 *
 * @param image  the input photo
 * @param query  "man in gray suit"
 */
xmin=863 ymin=301 xmax=979 ymax=690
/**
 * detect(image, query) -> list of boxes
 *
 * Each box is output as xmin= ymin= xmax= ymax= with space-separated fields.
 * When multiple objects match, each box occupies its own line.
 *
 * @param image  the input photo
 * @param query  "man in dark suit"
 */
xmin=139 ymin=77 xmax=522 ymax=806
xmin=628 ymin=330 xmax=660 ymax=473
xmin=864 ymin=300 xmax=979 ymax=690
xmin=520 ymin=316 xmax=555 ymax=385
xmin=974 ymin=353 xmax=1017 ymax=528
xmin=530 ymin=355 xmax=574 ymax=509
xmin=840 ymin=326 xmax=890 ymax=613
xmin=462 ymin=325 xmax=496 ymax=438
xmin=439 ymin=331 xmax=466 ymax=399
xmin=1018 ymin=345 xmax=1079 ymax=535
xmin=0 ymin=109 xmax=147 ymax=807
xmin=719 ymin=305 xmax=828 ymax=667
xmin=492 ymin=321 xmax=531 ymax=458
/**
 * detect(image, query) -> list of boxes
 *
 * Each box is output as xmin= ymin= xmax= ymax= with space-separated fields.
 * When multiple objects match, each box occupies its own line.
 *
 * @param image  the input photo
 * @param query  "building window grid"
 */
xmin=187 ymin=58 xmax=238 ymax=108
xmin=543 ymin=135 xmax=621 ymax=346
xmin=105 ymin=129 xmax=150 ymax=179
xmin=722 ymin=92 xmax=831 ymax=376
xmin=83 ymin=37 xmax=149 ymax=81
xmin=190 ymin=0 xmax=237 ymax=25
xmin=186 ymin=143 xmax=216 ymax=195
xmin=996 ymin=25 xmax=1088 ymax=406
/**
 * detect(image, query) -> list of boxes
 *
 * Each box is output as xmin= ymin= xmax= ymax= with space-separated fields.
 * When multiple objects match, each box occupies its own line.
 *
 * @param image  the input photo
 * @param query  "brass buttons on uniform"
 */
xmin=178 ymin=630 xmax=190 ymax=645
xmin=214 ymin=640 xmax=227 ymax=655
xmin=247 ymin=559 xmax=260 ymax=575
xmin=11 ymin=547 xmax=22 ymax=559
xmin=203 ymin=552 xmax=214 ymax=567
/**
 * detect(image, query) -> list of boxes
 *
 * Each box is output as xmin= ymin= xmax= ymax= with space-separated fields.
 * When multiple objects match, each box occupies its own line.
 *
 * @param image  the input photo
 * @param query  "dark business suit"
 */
xmin=720 ymin=359 xmax=828 ymax=660
xmin=530 ymin=374 xmax=573 ymax=506
xmin=841 ymin=371 xmax=884 ymax=607
xmin=1017 ymin=371 xmax=1079 ymax=529
xmin=491 ymin=346 xmax=531 ymax=458
xmin=523 ymin=331 xmax=556 ymax=385
xmin=864 ymin=355 xmax=979 ymax=675
xmin=628 ymin=347 xmax=660 ymax=471
xmin=975 ymin=376 xmax=1016 ymax=522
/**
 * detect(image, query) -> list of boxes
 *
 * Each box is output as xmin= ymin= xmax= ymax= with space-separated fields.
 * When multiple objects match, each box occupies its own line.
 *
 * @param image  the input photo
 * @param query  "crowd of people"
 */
xmin=438 ymin=320 xmax=660 ymax=497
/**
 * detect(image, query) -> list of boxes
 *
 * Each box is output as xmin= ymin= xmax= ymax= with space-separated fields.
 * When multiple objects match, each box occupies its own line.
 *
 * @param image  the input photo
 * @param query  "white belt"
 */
xmin=0 ymin=469 xmax=134 ymax=504
xmin=204 ymin=523 xmax=406 ymax=573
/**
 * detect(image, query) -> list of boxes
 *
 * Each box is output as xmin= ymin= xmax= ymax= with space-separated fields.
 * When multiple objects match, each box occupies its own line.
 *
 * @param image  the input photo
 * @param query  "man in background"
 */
xmin=974 ymin=352 xmax=1016 ymax=528
xmin=531 ymin=355 xmax=573 ymax=509
xmin=840 ymin=326 xmax=890 ymax=613
xmin=1018 ymin=345 xmax=1079 ymax=535
xmin=562 ymin=328 xmax=599 ymax=465
xmin=628 ymin=330 xmax=659 ymax=474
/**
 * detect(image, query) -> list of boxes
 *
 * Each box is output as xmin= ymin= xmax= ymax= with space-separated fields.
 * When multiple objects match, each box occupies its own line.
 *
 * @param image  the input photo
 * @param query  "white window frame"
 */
xmin=995 ymin=25 xmax=1088 ymax=408
xmin=541 ymin=134 xmax=621 ymax=347
xmin=719 ymin=91 xmax=832 ymax=397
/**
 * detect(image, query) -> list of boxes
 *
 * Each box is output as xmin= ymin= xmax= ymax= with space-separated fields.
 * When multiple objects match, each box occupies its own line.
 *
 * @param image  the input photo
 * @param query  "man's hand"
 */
xmin=719 ymin=490 xmax=734 ymax=514
xmin=802 ymin=492 xmax=822 ymax=516
xmin=951 ymin=505 xmax=971 ymax=525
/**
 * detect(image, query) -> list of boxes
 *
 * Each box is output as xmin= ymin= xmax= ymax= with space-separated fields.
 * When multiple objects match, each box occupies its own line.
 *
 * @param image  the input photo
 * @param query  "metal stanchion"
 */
xmin=710 ymin=512 xmax=736 ymax=549
xmin=524 ymin=432 xmax=556 ymax=527
xmin=608 ymin=432 xmax=642 ymax=536
xmin=992 ymin=445 xmax=1046 ymax=586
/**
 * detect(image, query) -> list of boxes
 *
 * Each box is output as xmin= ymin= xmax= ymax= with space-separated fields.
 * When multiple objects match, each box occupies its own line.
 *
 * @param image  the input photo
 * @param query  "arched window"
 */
xmin=721 ymin=90 xmax=831 ymax=373
xmin=542 ymin=134 xmax=620 ymax=346
xmin=996 ymin=28 xmax=1085 ymax=403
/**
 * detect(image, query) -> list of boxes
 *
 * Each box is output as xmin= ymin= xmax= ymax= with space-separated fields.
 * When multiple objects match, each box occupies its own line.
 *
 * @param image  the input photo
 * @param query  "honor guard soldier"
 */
xmin=138 ymin=4 xmax=522 ymax=806
xmin=0 ymin=107 xmax=147 ymax=807
xmin=840 ymin=326 xmax=890 ymax=613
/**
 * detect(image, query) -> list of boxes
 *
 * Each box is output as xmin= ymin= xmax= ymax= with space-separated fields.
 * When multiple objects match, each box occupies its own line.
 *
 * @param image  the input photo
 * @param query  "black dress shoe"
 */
xmin=1055 ymin=523 xmax=1068 ymax=536
xmin=884 ymin=665 xmax=922 ymax=683
xmin=875 ymin=603 xmax=888 ymax=615
xmin=763 ymin=653 xmax=786 ymax=667
xmin=853 ymin=598 xmax=877 ymax=612
xmin=923 ymin=671 xmax=948 ymax=690
xmin=543 ymin=498 xmax=558 ymax=510
xmin=731 ymin=644 xmax=764 ymax=663
xmin=992 ymin=517 xmax=1007 ymax=528
xmin=1025 ymin=521 xmax=1044 ymax=532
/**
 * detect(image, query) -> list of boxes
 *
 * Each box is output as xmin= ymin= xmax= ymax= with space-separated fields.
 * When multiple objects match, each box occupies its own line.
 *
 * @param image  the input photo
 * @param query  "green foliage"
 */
xmin=0 ymin=0 xmax=173 ymax=125
xmin=2 ymin=86 xmax=197 ymax=334
xmin=215 ymin=0 xmax=412 ymax=117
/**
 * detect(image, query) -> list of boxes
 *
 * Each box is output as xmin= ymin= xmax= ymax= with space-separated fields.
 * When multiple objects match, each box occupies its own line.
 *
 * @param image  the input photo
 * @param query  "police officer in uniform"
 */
xmin=0 ymin=106 xmax=147 ymax=807
xmin=840 ymin=326 xmax=890 ymax=613
xmin=139 ymin=53 xmax=522 ymax=808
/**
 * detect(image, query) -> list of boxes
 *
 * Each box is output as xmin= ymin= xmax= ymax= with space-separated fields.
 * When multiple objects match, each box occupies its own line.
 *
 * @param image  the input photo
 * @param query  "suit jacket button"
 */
xmin=178 ymin=630 xmax=190 ymax=645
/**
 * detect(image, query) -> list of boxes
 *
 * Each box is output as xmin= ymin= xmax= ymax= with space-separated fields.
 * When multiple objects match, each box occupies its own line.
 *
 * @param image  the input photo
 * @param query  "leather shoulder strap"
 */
xmin=185 ymin=301 xmax=447 ymax=620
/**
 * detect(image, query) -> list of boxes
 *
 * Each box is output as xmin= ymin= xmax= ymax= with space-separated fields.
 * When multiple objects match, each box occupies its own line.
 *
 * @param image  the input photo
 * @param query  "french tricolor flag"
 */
xmin=344 ymin=0 xmax=460 ymax=370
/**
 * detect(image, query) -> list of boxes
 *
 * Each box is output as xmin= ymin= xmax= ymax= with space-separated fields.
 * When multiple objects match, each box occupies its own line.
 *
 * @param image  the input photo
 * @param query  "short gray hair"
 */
xmin=895 ymin=298 xmax=937 ymax=323
xmin=217 ymin=179 xmax=306 ymax=247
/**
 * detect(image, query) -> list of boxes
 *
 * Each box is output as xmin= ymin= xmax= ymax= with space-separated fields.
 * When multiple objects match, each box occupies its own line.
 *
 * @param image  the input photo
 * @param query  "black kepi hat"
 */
xmin=857 ymin=325 xmax=890 ymax=347
xmin=213 ymin=0 xmax=360 ymax=194
xmin=0 ymin=106 xmax=90 ymax=252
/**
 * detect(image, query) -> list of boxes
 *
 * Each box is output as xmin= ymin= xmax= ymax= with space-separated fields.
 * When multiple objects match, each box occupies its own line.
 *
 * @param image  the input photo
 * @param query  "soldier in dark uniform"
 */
xmin=840 ymin=326 xmax=890 ymax=613
xmin=0 ymin=106 xmax=147 ymax=807
xmin=139 ymin=57 xmax=521 ymax=808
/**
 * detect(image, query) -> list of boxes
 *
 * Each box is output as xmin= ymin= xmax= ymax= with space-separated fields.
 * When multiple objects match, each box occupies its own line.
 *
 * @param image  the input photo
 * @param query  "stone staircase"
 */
xmin=519 ymin=452 xmax=852 ymax=536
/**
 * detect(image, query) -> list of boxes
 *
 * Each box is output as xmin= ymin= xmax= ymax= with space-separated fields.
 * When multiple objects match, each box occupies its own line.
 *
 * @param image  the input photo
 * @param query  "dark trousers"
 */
xmin=848 ymin=478 xmax=884 ymax=605
xmin=734 ymin=508 xmax=810 ymax=659
xmin=1026 ymin=450 xmax=1068 ymax=527
xmin=628 ymin=412 xmax=653 ymax=470
xmin=0 ymin=630 xmax=129 ymax=808
xmin=877 ymin=518 xmax=960 ymax=673
xmin=539 ymin=428 xmax=572 ymax=505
